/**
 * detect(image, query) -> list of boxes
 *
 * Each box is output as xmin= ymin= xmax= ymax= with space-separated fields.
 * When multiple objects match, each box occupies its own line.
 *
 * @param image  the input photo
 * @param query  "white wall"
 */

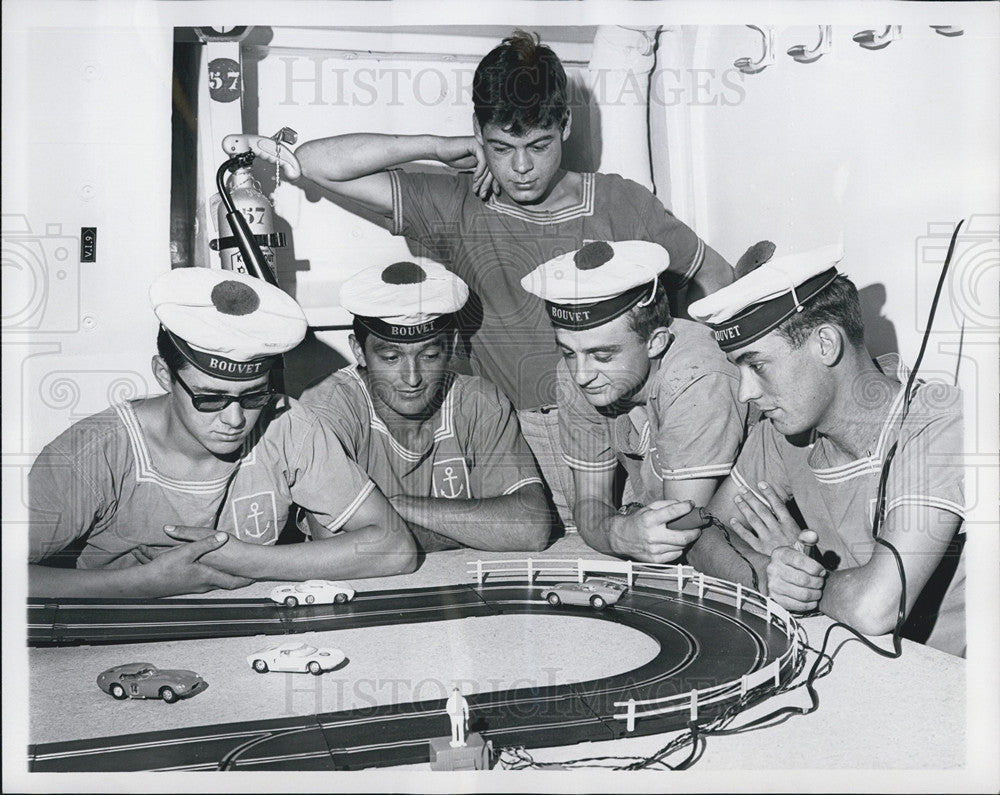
xmin=659 ymin=24 xmax=998 ymax=377
xmin=649 ymin=19 xmax=999 ymax=541
xmin=2 ymin=16 xmax=173 ymax=485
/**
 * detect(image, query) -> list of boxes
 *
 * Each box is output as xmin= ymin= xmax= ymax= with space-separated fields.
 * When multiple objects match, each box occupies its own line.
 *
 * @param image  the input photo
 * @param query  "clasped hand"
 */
xmin=609 ymin=500 xmax=703 ymax=564
xmin=728 ymin=482 xmax=826 ymax=612
xmin=131 ymin=525 xmax=253 ymax=594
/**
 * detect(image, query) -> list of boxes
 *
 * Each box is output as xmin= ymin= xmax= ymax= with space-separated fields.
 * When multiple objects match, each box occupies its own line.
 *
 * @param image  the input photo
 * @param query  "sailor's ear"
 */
xmin=348 ymin=334 xmax=367 ymax=368
xmin=152 ymin=355 xmax=173 ymax=392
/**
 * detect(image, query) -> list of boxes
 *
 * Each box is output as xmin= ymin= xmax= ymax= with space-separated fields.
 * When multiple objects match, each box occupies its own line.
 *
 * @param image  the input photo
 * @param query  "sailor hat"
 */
xmin=688 ymin=242 xmax=843 ymax=352
xmin=340 ymin=261 xmax=469 ymax=343
xmin=150 ymin=267 xmax=307 ymax=380
xmin=520 ymin=240 xmax=669 ymax=330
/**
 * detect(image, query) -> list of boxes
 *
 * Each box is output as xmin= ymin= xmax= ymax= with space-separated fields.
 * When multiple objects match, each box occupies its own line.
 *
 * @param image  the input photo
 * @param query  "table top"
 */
xmin=21 ymin=533 xmax=975 ymax=789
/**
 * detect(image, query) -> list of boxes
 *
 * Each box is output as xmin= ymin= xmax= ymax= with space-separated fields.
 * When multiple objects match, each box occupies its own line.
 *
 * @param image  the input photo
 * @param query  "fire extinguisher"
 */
xmin=210 ymin=128 xmax=300 ymax=279
xmin=209 ymin=130 xmax=301 ymax=393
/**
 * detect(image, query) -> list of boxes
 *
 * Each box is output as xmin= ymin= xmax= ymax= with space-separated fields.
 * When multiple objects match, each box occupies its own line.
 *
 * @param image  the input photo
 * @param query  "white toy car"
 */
xmin=269 ymin=580 xmax=355 ymax=608
xmin=247 ymin=642 xmax=346 ymax=675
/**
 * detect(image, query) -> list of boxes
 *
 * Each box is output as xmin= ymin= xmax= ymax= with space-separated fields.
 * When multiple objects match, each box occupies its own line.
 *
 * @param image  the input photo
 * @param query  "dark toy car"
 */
xmin=540 ymin=577 xmax=629 ymax=610
xmin=97 ymin=662 xmax=206 ymax=703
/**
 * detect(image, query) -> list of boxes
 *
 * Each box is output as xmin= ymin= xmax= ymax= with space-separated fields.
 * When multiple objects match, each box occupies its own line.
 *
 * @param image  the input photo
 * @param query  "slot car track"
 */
xmin=28 ymin=580 xmax=800 ymax=772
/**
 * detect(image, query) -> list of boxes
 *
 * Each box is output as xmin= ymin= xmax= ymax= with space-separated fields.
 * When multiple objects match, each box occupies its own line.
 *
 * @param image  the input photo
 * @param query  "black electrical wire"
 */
xmin=499 ymin=221 xmax=966 ymax=773
xmin=711 ymin=515 xmax=760 ymax=592
xmin=704 ymin=218 xmax=965 ymax=736
xmin=645 ymin=27 xmax=663 ymax=197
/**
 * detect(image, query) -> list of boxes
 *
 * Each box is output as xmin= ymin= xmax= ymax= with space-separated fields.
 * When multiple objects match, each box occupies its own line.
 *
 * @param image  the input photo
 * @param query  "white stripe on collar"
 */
xmin=348 ymin=365 xmax=456 ymax=461
xmin=811 ymin=356 xmax=915 ymax=483
xmin=485 ymin=173 xmax=595 ymax=224
xmin=114 ymin=400 xmax=249 ymax=493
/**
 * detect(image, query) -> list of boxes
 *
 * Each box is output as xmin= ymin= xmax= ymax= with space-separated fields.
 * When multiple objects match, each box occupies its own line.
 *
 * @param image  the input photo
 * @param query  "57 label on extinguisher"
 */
xmin=208 ymin=58 xmax=241 ymax=102
xmin=240 ymin=207 xmax=267 ymax=226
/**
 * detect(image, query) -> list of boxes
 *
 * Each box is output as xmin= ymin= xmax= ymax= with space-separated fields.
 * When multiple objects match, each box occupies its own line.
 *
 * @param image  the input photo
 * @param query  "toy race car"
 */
xmin=540 ymin=578 xmax=629 ymax=610
xmin=247 ymin=642 xmax=346 ymax=675
xmin=97 ymin=663 xmax=206 ymax=703
xmin=269 ymin=580 xmax=355 ymax=608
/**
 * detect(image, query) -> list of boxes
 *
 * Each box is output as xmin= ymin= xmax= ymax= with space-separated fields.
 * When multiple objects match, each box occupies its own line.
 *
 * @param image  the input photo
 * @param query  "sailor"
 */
xmin=686 ymin=243 xmax=966 ymax=656
xmin=258 ymin=29 xmax=735 ymax=534
xmin=521 ymin=240 xmax=750 ymax=563
xmin=300 ymin=260 xmax=549 ymax=553
xmin=28 ymin=267 xmax=416 ymax=597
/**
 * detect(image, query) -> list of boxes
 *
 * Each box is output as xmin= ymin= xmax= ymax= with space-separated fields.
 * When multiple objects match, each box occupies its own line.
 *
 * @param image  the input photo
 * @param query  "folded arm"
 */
xmin=691 ymin=474 xmax=962 ymax=633
xmin=29 ymin=533 xmax=254 ymax=598
xmin=180 ymin=488 xmax=417 ymax=581
xmin=688 ymin=475 xmax=785 ymax=590
xmin=390 ymin=483 xmax=550 ymax=552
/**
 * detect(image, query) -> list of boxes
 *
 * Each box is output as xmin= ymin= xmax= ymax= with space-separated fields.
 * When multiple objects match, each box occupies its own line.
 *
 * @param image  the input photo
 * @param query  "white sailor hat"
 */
xmin=520 ymin=240 xmax=669 ymax=330
xmin=150 ymin=267 xmax=307 ymax=380
xmin=340 ymin=261 xmax=469 ymax=343
xmin=688 ymin=242 xmax=843 ymax=352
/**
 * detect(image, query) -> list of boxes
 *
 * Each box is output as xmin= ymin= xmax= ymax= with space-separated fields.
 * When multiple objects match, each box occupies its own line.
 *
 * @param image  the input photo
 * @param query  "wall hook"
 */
xmin=852 ymin=25 xmax=901 ymax=51
xmin=734 ymin=25 xmax=775 ymax=74
xmin=788 ymin=25 xmax=832 ymax=63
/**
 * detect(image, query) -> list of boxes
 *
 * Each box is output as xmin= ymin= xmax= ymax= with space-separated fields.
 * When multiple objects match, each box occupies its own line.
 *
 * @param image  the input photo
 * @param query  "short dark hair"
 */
xmin=776 ymin=274 xmax=865 ymax=349
xmin=473 ymin=29 xmax=569 ymax=135
xmin=351 ymin=316 xmax=371 ymax=349
xmin=625 ymin=279 xmax=672 ymax=341
xmin=156 ymin=325 xmax=189 ymax=377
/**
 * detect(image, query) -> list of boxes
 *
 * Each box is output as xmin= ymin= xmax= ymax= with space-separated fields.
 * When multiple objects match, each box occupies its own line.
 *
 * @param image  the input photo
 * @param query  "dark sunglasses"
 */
xmin=173 ymin=369 xmax=275 ymax=413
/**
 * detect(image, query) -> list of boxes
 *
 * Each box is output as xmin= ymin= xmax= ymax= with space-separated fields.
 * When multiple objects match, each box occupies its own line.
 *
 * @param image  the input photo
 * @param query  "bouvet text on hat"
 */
xmin=340 ymin=260 xmax=469 ymax=343
xmin=688 ymin=242 xmax=844 ymax=352
xmin=150 ymin=267 xmax=307 ymax=380
xmin=520 ymin=240 xmax=670 ymax=330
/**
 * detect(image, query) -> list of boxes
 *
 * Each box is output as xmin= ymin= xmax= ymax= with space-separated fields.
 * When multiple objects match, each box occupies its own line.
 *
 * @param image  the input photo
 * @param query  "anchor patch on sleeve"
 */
xmin=230 ymin=491 xmax=278 ymax=544
xmin=432 ymin=457 xmax=471 ymax=500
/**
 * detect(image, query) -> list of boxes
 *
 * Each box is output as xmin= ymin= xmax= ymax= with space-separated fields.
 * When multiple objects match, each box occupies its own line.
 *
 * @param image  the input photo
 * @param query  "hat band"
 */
xmin=167 ymin=330 xmax=276 ymax=381
xmin=357 ymin=314 xmax=454 ymax=343
xmin=710 ymin=267 xmax=840 ymax=352
xmin=545 ymin=282 xmax=653 ymax=331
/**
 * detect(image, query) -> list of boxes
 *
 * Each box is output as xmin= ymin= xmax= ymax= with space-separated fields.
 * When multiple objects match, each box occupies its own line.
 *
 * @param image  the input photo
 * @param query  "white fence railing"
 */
xmin=468 ymin=557 xmax=804 ymax=731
